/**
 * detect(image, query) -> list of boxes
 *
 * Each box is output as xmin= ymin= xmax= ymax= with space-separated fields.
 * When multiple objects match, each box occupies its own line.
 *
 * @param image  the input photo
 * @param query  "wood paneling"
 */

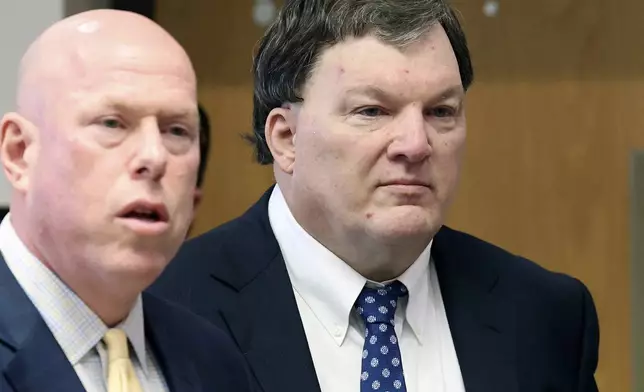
xmin=451 ymin=80 xmax=635 ymax=391
xmin=446 ymin=1 xmax=640 ymax=389
xmin=156 ymin=1 xmax=275 ymax=236
xmin=157 ymin=0 xmax=635 ymax=389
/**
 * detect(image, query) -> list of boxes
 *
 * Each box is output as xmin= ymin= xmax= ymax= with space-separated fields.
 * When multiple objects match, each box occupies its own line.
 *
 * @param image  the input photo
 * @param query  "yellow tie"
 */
xmin=103 ymin=328 xmax=144 ymax=392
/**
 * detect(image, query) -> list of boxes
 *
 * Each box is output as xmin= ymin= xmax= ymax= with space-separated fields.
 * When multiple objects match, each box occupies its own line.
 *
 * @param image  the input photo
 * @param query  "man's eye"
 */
xmin=356 ymin=107 xmax=386 ymax=117
xmin=101 ymin=118 xmax=123 ymax=129
xmin=429 ymin=106 xmax=457 ymax=118
xmin=168 ymin=126 xmax=189 ymax=137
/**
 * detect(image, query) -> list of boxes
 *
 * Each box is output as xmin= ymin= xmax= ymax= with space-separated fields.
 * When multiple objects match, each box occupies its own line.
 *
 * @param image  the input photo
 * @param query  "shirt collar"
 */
xmin=117 ymin=294 xmax=148 ymax=371
xmin=395 ymin=241 xmax=432 ymax=343
xmin=268 ymin=185 xmax=432 ymax=346
xmin=0 ymin=213 xmax=148 ymax=371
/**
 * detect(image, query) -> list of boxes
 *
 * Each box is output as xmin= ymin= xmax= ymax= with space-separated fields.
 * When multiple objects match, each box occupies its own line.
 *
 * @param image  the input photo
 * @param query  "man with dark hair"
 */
xmin=152 ymin=1 xmax=600 ymax=391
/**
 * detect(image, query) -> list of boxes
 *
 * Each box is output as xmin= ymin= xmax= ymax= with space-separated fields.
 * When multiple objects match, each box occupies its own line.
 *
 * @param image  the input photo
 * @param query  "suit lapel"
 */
xmin=218 ymin=254 xmax=321 ymax=392
xmin=143 ymin=293 xmax=200 ymax=392
xmin=210 ymin=188 xmax=321 ymax=392
xmin=0 ymin=254 xmax=85 ymax=392
xmin=433 ymin=227 xmax=519 ymax=392
xmin=3 ymin=318 xmax=85 ymax=392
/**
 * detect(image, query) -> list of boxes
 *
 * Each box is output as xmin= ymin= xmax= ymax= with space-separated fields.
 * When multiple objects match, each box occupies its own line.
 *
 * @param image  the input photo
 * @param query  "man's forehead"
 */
xmin=14 ymin=9 xmax=197 ymax=135
xmin=73 ymin=89 xmax=198 ymax=117
xmin=310 ymin=32 xmax=459 ymax=84
xmin=61 ymin=49 xmax=196 ymax=94
xmin=71 ymin=41 xmax=195 ymax=81
xmin=305 ymin=52 xmax=461 ymax=103
xmin=19 ymin=44 xmax=196 ymax=122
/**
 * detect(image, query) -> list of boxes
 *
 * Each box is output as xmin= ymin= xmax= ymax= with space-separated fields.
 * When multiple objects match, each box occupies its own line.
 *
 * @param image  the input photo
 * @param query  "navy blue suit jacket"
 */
xmin=151 ymin=187 xmax=600 ymax=392
xmin=0 ymin=253 xmax=253 ymax=392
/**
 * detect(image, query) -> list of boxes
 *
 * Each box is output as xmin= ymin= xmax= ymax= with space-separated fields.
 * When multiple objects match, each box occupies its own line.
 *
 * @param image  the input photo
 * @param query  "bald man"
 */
xmin=0 ymin=10 xmax=252 ymax=392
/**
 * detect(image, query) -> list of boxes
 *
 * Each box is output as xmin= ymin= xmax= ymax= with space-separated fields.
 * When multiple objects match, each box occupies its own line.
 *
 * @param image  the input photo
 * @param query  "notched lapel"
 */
xmin=4 ymin=318 xmax=85 ymax=392
xmin=143 ymin=297 xmax=199 ymax=392
xmin=0 ymin=253 xmax=84 ymax=392
xmin=433 ymin=228 xmax=519 ymax=392
xmin=206 ymin=187 xmax=322 ymax=392
xmin=446 ymin=282 xmax=518 ymax=392
xmin=217 ymin=254 xmax=322 ymax=392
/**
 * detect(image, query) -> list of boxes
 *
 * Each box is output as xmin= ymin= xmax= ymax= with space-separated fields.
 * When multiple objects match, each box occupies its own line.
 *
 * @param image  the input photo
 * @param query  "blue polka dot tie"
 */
xmin=355 ymin=281 xmax=408 ymax=392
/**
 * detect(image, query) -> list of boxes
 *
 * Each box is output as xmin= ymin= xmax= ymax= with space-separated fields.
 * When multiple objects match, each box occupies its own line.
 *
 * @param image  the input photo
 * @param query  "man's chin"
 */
xmin=365 ymin=208 xmax=440 ymax=242
xmin=103 ymin=247 xmax=170 ymax=278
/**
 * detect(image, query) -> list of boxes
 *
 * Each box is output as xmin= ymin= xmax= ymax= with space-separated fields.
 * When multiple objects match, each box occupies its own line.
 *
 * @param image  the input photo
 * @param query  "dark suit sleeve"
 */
xmin=576 ymin=280 xmax=600 ymax=392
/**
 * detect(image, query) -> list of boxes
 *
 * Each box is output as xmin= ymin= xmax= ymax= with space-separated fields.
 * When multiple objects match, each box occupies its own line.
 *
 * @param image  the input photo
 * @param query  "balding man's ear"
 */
xmin=265 ymin=104 xmax=298 ymax=175
xmin=0 ymin=113 xmax=37 ymax=192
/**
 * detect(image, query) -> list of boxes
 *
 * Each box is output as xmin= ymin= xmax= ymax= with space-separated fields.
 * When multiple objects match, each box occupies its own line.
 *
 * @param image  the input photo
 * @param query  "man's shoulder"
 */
xmin=150 ymin=209 xmax=268 ymax=315
xmin=142 ymin=291 xmax=234 ymax=344
xmin=436 ymin=226 xmax=592 ymax=301
xmin=185 ymin=212 xmax=255 ymax=252
xmin=178 ymin=190 xmax=273 ymax=262
xmin=142 ymin=292 xmax=253 ymax=390
xmin=142 ymin=292 xmax=246 ymax=366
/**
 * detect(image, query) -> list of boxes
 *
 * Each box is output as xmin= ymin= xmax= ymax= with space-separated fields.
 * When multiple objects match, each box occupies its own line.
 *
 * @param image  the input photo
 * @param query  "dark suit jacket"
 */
xmin=151 ymin=187 xmax=600 ymax=392
xmin=0 ymin=253 xmax=253 ymax=392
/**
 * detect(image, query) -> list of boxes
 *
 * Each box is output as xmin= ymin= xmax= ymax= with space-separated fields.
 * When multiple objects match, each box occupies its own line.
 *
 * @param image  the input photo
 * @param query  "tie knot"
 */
xmin=103 ymin=328 xmax=130 ymax=362
xmin=355 ymin=281 xmax=408 ymax=324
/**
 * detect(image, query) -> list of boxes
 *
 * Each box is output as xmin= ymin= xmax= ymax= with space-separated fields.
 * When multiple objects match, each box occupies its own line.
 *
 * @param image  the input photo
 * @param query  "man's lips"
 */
xmin=116 ymin=200 xmax=170 ymax=236
xmin=117 ymin=200 xmax=169 ymax=222
xmin=379 ymin=179 xmax=431 ymax=187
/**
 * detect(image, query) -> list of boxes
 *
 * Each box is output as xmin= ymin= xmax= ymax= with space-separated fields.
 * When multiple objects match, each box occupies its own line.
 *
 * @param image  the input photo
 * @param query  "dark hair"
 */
xmin=246 ymin=0 xmax=474 ymax=165
xmin=197 ymin=104 xmax=210 ymax=188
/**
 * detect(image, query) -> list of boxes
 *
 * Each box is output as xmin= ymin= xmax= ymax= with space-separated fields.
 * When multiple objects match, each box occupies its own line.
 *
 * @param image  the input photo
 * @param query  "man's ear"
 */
xmin=0 ymin=113 xmax=37 ymax=192
xmin=265 ymin=104 xmax=297 ymax=174
xmin=193 ymin=187 xmax=203 ymax=210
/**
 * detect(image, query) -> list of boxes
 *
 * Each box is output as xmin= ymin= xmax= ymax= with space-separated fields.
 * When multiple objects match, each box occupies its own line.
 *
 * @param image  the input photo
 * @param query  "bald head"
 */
xmin=17 ymin=9 xmax=195 ymax=123
xmin=0 ymin=9 xmax=201 ymax=325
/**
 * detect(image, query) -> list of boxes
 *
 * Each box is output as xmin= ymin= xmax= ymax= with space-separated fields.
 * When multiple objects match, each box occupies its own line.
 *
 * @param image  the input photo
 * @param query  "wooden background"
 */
xmin=156 ymin=1 xmax=637 ymax=390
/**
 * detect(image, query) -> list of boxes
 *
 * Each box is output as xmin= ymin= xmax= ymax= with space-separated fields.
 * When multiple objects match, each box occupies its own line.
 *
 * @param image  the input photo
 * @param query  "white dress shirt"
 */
xmin=268 ymin=185 xmax=466 ymax=392
xmin=0 ymin=214 xmax=169 ymax=392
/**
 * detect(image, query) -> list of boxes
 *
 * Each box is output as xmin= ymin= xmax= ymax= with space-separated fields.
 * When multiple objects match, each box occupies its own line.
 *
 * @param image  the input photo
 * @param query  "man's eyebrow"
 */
xmin=435 ymin=85 xmax=465 ymax=100
xmin=343 ymin=84 xmax=465 ymax=102
xmin=343 ymin=85 xmax=391 ymax=100
xmin=91 ymin=98 xmax=198 ymax=120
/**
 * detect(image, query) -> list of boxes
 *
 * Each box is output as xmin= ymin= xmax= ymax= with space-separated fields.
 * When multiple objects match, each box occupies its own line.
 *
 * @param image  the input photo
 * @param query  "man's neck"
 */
xmin=9 ymin=213 xmax=141 ymax=327
xmin=327 ymin=234 xmax=429 ymax=282
xmin=48 ymin=262 xmax=141 ymax=327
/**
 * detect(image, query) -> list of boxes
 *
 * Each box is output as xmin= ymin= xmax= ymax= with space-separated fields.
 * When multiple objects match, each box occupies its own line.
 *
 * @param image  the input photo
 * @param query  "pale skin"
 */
xmin=0 ymin=10 xmax=200 ymax=326
xmin=266 ymin=25 xmax=466 ymax=282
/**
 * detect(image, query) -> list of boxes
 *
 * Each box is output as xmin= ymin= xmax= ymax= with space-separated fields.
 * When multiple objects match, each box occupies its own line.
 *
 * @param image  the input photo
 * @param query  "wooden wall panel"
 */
xmin=449 ymin=80 xmax=636 ymax=391
xmin=156 ymin=2 xmax=275 ymax=236
xmin=445 ymin=1 xmax=641 ymax=389
xmin=157 ymin=0 xmax=636 ymax=389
